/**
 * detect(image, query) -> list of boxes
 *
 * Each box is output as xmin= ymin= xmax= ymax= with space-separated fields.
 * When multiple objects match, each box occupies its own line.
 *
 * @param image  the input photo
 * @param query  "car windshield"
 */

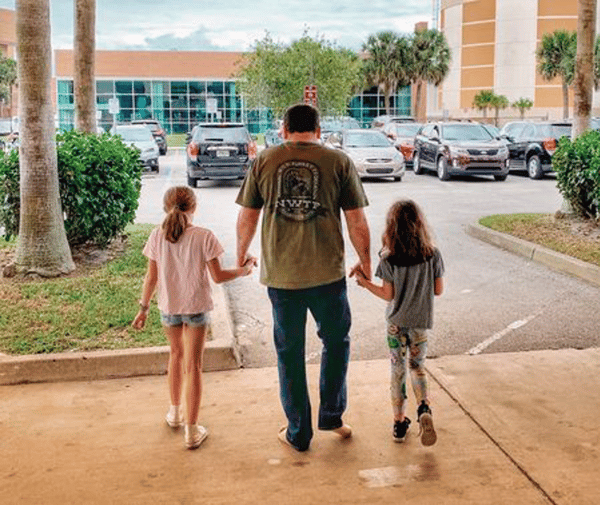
xmin=321 ymin=118 xmax=360 ymax=131
xmin=441 ymin=124 xmax=493 ymax=141
xmin=344 ymin=131 xmax=390 ymax=148
xmin=116 ymin=127 xmax=153 ymax=142
xmin=193 ymin=126 xmax=248 ymax=143
xmin=391 ymin=124 xmax=421 ymax=136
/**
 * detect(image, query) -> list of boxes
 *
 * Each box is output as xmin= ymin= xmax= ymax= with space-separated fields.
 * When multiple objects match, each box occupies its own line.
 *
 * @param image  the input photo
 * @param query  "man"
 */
xmin=235 ymin=104 xmax=371 ymax=452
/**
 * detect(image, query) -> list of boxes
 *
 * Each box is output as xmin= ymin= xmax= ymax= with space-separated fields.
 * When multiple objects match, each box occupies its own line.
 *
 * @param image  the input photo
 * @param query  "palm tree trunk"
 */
xmin=384 ymin=85 xmax=391 ymax=115
xmin=74 ymin=0 xmax=96 ymax=133
xmin=562 ymin=78 xmax=569 ymax=119
xmin=15 ymin=0 xmax=75 ymax=276
xmin=573 ymin=0 xmax=596 ymax=138
xmin=414 ymin=79 xmax=426 ymax=122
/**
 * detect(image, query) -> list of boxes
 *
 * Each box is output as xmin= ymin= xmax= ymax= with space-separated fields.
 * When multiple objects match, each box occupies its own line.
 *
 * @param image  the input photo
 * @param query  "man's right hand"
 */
xmin=349 ymin=261 xmax=371 ymax=281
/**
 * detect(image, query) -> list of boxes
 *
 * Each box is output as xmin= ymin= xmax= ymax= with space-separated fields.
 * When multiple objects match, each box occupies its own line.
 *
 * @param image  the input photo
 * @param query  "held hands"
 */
xmin=349 ymin=261 xmax=371 ymax=285
xmin=240 ymin=255 xmax=258 ymax=276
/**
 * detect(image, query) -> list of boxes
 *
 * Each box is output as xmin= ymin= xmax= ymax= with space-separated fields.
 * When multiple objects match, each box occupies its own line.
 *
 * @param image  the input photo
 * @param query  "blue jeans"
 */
xmin=267 ymin=278 xmax=351 ymax=451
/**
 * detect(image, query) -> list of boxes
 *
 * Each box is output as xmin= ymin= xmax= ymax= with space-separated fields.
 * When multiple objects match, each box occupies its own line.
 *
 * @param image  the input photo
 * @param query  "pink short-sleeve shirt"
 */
xmin=143 ymin=225 xmax=224 ymax=315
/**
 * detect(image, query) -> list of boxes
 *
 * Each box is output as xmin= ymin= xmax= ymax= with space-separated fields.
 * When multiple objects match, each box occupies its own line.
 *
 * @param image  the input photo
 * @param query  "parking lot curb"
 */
xmin=467 ymin=222 xmax=600 ymax=288
xmin=0 ymin=284 xmax=240 ymax=386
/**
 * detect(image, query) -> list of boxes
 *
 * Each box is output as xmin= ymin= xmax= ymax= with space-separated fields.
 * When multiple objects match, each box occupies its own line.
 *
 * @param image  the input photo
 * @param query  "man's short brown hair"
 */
xmin=283 ymin=104 xmax=320 ymax=133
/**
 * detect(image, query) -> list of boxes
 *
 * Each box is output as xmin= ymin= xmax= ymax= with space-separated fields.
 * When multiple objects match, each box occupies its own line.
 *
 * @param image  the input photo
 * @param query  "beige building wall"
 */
xmin=437 ymin=0 xmax=598 ymax=121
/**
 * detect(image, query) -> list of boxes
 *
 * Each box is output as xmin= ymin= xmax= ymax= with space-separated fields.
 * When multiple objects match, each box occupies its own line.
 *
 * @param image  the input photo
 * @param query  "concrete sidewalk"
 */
xmin=2 ymin=350 xmax=599 ymax=504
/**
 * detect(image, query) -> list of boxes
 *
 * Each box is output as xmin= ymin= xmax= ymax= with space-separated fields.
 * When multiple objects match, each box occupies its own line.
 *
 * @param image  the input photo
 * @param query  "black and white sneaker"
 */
xmin=417 ymin=402 xmax=437 ymax=446
xmin=393 ymin=418 xmax=411 ymax=443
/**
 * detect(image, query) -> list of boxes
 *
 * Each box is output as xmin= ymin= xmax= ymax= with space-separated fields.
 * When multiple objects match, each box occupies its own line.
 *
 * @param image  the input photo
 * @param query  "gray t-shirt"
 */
xmin=375 ymin=248 xmax=444 ymax=329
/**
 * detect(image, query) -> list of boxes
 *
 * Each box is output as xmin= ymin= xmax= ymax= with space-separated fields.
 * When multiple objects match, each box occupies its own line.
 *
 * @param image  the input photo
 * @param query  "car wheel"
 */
xmin=187 ymin=174 xmax=197 ymax=188
xmin=160 ymin=147 xmax=167 ymax=155
xmin=494 ymin=174 xmax=508 ymax=181
xmin=437 ymin=156 xmax=450 ymax=181
xmin=413 ymin=151 xmax=423 ymax=174
xmin=527 ymin=155 xmax=543 ymax=179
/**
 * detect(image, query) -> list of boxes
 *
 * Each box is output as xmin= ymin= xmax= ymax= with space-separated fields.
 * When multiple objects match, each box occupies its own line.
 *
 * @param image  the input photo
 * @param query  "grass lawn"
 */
xmin=479 ymin=213 xmax=600 ymax=267
xmin=0 ymin=224 xmax=167 ymax=355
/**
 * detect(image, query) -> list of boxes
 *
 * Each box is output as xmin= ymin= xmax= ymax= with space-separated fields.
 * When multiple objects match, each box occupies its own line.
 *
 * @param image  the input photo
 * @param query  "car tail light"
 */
xmin=248 ymin=141 xmax=257 ymax=160
xmin=400 ymin=144 xmax=414 ymax=160
xmin=543 ymin=138 xmax=557 ymax=155
xmin=187 ymin=142 xmax=199 ymax=157
xmin=156 ymin=129 xmax=165 ymax=136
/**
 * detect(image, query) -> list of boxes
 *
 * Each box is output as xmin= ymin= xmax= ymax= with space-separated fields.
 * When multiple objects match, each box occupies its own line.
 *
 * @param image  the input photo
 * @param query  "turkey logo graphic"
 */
xmin=276 ymin=161 xmax=321 ymax=221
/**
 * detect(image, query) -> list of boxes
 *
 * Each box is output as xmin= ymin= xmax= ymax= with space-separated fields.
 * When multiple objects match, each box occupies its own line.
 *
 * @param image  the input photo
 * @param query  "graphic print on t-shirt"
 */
xmin=276 ymin=160 xmax=322 ymax=221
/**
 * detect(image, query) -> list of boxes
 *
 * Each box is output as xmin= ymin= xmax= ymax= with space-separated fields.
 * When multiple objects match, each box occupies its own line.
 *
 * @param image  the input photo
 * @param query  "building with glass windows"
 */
xmin=54 ymin=49 xmax=411 ymax=134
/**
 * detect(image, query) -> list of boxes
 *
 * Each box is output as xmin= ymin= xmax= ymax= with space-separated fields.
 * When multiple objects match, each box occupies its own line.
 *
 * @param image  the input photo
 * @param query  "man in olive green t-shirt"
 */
xmin=236 ymin=104 xmax=371 ymax=451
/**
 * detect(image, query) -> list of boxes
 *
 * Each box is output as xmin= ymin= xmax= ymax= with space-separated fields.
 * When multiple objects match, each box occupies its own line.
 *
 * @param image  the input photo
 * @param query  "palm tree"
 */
xmin=15 ymin=0 xmax=74 ymax=276
xmin=362 ymin=31 xmax=411 ymax=115
xmin=472 ymin=90 xmax=495 ymax=118
xmin=512 ymin=97 xmax=534 ymax=119
xmin=573 ymin=0 xmax=597 ymax=137
xmin=409 ymin=28 xmax=451 ymax=123
xmin=536 ymin=30 xmax=577 ymax=119
xmin=490 ymin=94 xmax=509 ymax=126
xmin=74 ymin=0 xmax=96 ymax=133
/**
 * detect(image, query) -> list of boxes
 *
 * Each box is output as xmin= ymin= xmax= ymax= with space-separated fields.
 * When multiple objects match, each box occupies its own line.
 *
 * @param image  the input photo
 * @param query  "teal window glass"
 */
xmin=57 ymin=80 xmax=73 ymax=94
xmin=189 ymin=81 xmax=205 ymax=94
xmin=96 ymin=81 xmax=114 ymax=94
xmin=207 ymin=81 xmax=224 ymax=95
xmin=115 ymin=81 xmax=132 ymax=94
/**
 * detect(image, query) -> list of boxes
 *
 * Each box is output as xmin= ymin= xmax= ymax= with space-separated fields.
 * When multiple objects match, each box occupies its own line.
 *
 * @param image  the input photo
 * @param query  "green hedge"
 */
xmin=553 ymin=130 xmax=600 ymax=221
xmin=0 ymin=130 xmax=143 ymax=246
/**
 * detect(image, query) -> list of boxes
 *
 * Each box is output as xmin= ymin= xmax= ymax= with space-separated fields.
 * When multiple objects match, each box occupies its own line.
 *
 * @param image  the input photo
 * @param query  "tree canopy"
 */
xmin=237 ymin=32 xmax=362 ymax=118
xmin=0 ymin=53 xmax=17 ymax=106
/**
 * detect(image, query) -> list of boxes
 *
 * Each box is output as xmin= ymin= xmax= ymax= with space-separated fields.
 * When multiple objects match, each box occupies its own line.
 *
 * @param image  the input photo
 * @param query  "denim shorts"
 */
xmin=160 ymin=312 xmax=210 ymax=327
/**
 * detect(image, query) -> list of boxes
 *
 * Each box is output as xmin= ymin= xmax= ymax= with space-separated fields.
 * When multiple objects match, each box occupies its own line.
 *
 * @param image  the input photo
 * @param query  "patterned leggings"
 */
xmin=387 ymin=324 xmax=429 ymax=419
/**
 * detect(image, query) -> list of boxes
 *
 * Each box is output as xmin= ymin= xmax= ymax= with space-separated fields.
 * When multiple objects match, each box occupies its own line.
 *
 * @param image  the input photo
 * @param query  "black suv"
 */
xmin=499 ymin=121 xmax=571 ymax=179
xmin=186 ymin=123 xmax=257 ymax=186
xmin=413 ymin=122 xmax=509 ymax=181
xmin=130 ymin=119 xmax=167 ymax=155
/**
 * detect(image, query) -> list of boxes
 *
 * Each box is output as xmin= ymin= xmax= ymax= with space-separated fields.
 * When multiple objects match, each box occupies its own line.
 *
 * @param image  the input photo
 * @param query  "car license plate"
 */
xmin=216 ymin=150 xmax=229 ymax=158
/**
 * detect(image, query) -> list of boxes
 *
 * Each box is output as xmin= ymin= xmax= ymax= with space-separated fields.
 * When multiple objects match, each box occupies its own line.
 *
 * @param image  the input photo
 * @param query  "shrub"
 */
xmin=553 ymin=130 xmax=600 ymax=221
xmin=0 ymin=130 xmax=143 ymax=246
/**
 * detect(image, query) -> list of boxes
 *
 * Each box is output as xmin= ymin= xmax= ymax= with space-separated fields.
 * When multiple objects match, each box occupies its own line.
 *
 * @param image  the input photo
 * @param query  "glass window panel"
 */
xmin=116 ymin=109 xmax=133 ymax=123
xmin=135 ymin=95 xmax=152 ymax=109
xmin=116 ymin=95 xmax=133 ymax=109
xmin=224 ymin=81 xmax=236 ymax=95
xmin=189 ymin=81 xmax=205 ymax=94
xmin=115 ymin=81 xmax=132 ymax=94
xmin=189 ymin=95 xmax=205 ymax=109
xmin=96 ymin=80 xmax=114 ymax=94
xmin=57 ymin=80 xmax=73 ymax=94
xmin=172 ymin=110 xmax=189 ymax=122
xmin=151 ymin=81 xmax=170 ymax=95
xmin=96 ymin=94 xmax=113 ymax=105
xmin=134 ymin=109 xmax=153 ymax=120
xmin=171 ymin=81 xmax=188 ymax=94
xmin=58 ymin=94 xmax=73 ymax=105
xmin=133 ymin=81 xmax=152 ymax=94
xmin=172 ymin=122 xmax=189 ymax=134
xmin=170 ymin=95 xmax=189 ymax=108
xmin=206 ymin=81 xmax=224 ymax=95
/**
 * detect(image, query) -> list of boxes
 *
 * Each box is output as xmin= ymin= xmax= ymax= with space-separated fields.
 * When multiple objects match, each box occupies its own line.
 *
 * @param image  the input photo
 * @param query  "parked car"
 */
xmin=130 ymin=119 xmax=167 ymax=155
xmin=413 ymin=122 xmax=509 ymax=181
xmin=371 ymin=115 xmax=416 ymax=130
xmin=481 ymin=123 xmax=501 ymax=138
xmin=320 ymin=116 xmax=361 ymax=142
xmin=382 ymin=122 xmax=423 ymax=168
xmin=264 ymin=127 xmax=283 ymax=147
xmin=186 ymin=123 xmax=257 ymax=186
xmin=111 ymin=124 xmax=159 ymax=172
xmin=499 ymin=121 xmax=572 ymax=179
xmin=324 ymin=128 xmax=405 ymax=181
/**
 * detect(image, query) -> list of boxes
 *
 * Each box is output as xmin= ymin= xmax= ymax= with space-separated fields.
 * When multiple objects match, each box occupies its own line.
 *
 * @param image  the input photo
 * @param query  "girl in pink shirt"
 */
xmin=133 ymin=186 xmax=255 ymax=449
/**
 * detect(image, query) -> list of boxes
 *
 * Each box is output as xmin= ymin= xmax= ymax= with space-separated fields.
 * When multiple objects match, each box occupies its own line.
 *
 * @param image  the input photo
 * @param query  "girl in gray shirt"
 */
xmin=353 ymin=199 xmax=444 ymax=446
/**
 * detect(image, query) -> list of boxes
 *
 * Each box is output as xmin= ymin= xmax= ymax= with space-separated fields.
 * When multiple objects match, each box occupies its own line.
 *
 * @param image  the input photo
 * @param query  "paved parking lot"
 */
xmin=136 ymin=151 xmax=600 ymax=367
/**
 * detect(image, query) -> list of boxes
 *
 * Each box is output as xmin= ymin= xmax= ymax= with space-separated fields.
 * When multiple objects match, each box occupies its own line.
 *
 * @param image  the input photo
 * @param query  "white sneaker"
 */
xmin=185 ymin=424 xmax=208 ymax=450
xmin=165 ymin=406 xmax=183 ymax=428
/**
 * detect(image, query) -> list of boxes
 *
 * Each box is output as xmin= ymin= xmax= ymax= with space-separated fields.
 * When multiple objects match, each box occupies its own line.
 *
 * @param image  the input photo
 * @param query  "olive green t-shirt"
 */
xmin=236 ymin=141 xmax=369 ymax=289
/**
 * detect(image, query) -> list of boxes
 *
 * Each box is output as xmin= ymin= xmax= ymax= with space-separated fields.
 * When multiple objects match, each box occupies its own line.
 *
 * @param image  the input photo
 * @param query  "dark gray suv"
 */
xmin=186 ymin=123 xmax=257 ymax=186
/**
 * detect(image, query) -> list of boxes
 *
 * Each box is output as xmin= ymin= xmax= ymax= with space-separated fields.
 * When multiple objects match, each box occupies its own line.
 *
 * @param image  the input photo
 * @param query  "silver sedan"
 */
xmin=324 ymin=129 xmax=405 ymax=181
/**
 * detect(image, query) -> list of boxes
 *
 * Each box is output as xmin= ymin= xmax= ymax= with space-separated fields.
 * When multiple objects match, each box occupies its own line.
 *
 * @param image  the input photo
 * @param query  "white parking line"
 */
xmin=466 ymin=312 xmax=541 ymax=355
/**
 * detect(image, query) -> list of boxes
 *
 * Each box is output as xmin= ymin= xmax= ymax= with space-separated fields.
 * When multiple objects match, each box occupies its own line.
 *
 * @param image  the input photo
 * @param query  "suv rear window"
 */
xmin=535 ymin=124 xmax=572 ymax=139
xmin=193 ymin=126 xmax=249 ymax=143
xmin=132 ymin=121 xmax=160 ymax=132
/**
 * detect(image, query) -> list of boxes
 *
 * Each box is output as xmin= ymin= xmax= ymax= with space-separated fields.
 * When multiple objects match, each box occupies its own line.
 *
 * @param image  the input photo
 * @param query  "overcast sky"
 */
xmin=0 ymin=0 xmax=433 ymax=52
